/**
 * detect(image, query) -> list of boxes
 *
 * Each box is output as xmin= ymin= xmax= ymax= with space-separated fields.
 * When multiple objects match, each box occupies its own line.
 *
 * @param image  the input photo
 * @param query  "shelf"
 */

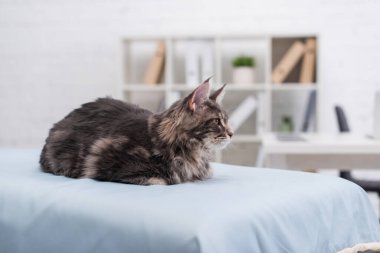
xmin=123 ymin=84 xmax=316 ymax=92
xmin=170 ymin=84 xmax=266 ymax=91
xmin=226 ymin=84 xmax=266 ymax=91
xmin=170 ymin=85 xmax=199 ymax=91
xmin=122 ymin=34 xmax=318 ymax=41
xmin=231 ymin=135 xmax=261 ymax=143
xmin=270 ymin=84 xmax=317 ymax=91
xmin=121 ymin=35 xmax=319 ymax=167
xmin=123 ymin=85 xmax=166 ymax=92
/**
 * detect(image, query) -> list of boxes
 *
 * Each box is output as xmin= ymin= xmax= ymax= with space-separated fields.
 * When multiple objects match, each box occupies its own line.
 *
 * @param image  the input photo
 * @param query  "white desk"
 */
xmin=257 ymin=133 xmax=380 ymax=170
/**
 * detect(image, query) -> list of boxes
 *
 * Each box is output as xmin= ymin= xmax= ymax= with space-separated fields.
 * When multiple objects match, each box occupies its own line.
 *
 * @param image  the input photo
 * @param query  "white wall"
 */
xmin=1 ymin=0 xmax=380 ymax=148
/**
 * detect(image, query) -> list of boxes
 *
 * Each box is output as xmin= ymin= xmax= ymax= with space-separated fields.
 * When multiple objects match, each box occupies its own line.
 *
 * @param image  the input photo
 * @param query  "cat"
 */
xmin=39 ymin=79 xmax=233 ymax=185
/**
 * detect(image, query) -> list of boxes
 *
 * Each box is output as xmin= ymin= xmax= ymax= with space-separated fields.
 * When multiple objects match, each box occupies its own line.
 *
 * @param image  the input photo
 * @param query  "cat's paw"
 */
xmin=146 ymin=177 xmax=168 ymax=185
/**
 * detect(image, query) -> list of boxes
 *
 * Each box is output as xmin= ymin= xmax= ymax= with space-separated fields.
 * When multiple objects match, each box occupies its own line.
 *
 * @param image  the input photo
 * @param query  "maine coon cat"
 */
xmin=40 ymin=79 xmax=233 ymax=185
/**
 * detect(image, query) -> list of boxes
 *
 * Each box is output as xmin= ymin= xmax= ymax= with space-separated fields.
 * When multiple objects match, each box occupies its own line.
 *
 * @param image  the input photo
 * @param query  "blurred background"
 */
xmin=1 ymin=0 xmax=380 ymax=212
xmin=1 ymin=0 xmax=379 ymax=147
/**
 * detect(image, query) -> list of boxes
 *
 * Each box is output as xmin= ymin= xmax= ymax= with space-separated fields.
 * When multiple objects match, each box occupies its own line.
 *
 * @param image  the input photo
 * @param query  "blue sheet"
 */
xmin=0 ymin=148 xmax=379 ymax=253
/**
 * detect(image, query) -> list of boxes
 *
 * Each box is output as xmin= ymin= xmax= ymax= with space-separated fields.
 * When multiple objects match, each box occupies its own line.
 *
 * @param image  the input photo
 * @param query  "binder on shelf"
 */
xmin=200 ymin=40 xmax=214 ymax=82
xmin=157 ymin=96 xmax=166 ymax=113
xmin=156 ymin=91 xmax=181 ymax=112
xmin=229 ymin=96 xmax=257 ymax=131
xmin=143 ymin=41 xmax=165 ymax=85
xmin=165 ymin=91 xmax=181 ymax=109
xmin=185 ymin=40 xmax=215 ymax=87
xmin=256 ymin=93 xmax=265 ymax=135
xmin=373 ymin=91 xmax=380 ymax=139
xmin=299 ymin=38 xmax=316 ymax=84
xmin=272 ymin=40 xmax=305 ymax=84
xmin=301 ymin=90 xmax=316 ymax=132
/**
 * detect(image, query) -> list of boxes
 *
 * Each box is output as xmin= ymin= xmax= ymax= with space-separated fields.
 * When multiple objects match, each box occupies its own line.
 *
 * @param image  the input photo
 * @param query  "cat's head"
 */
xmin=157 ymin=78 xmax=233 ymax=150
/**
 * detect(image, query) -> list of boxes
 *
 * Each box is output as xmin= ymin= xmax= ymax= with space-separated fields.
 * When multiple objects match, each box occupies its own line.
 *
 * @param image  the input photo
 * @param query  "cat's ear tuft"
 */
xmin=188 ymin=78 xmax=211 ymax=112
xmin=209 ymin=83 xmax=227 ymax=104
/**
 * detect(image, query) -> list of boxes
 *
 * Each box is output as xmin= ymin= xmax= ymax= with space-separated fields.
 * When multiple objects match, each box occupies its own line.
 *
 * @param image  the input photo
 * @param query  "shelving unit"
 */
xmin=120 ymin=35 xmax=319 ymax=166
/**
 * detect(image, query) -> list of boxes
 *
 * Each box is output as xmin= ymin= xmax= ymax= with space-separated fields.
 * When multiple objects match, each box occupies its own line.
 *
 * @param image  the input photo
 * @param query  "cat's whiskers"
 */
xmin=223 ymin=141 xmax=238 ymax=152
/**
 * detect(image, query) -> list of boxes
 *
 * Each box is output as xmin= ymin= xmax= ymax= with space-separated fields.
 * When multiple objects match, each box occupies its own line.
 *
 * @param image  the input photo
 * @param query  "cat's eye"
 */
xmin=214 ymin=118 xmax=221 ymax=124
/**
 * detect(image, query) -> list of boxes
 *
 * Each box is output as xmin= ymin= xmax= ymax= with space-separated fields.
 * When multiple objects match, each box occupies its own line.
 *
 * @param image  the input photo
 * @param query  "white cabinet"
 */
xmin=121 ymin=35 xmax=319 ymax=166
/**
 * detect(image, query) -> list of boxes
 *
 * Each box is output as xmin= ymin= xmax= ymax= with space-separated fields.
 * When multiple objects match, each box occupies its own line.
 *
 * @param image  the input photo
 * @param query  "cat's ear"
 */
xmin=209 ymin=83 xmax=227 ymax=104
xmin=187 ymin=78 xmax=211 ymax=112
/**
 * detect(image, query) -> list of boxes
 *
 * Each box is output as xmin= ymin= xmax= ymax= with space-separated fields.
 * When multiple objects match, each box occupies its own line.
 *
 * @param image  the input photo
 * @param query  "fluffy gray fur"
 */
xmin=40 ymin=79 xmax=233 ymax=185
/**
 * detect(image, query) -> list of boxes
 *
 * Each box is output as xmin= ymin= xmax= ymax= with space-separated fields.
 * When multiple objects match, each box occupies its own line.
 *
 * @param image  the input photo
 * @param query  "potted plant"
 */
xmin=279 ymin=115 xmax=294 ymax=132
xmin=232 ymin=55 xmax=256 ymax=85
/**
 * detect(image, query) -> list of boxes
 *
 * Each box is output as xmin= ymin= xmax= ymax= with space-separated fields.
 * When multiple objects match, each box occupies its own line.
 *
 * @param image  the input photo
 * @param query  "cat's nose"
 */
xmin=226 ymin=129 xmax=233 ymax=138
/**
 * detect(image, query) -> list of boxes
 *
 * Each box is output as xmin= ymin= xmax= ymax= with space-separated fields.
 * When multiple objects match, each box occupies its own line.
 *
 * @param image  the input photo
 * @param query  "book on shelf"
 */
xmin=229 ymin=96 xmax=257 ymax=131
xmin=143 ymin=41 xmax=165 ymax=85
xmin=299 ymin=38 xmax=316 ymax=84
xmin=272 ymin=40 xmax=305 ymax=84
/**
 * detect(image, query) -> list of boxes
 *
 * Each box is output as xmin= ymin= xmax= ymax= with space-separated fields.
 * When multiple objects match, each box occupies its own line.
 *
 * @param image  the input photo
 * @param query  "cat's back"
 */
xmin=71 ymin=97 xmax=151 ymax=122
xmin=53 ymin=97 xmax=150 ymax=130
xmin=40 ymin=97 xmax=153 ymax=177
xmin=48 ymin=97 xmax=153 ymax=141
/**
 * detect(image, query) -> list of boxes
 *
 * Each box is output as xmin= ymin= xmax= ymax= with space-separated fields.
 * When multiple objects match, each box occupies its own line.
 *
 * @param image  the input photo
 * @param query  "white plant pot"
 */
xmin=232 ymin=67 xmax=256 ymax=85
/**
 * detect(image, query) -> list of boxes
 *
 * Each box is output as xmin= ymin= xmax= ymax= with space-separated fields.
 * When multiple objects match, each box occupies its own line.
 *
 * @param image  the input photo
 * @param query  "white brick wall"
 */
xmin=1 ymin=0 xmax=380 ymax=147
